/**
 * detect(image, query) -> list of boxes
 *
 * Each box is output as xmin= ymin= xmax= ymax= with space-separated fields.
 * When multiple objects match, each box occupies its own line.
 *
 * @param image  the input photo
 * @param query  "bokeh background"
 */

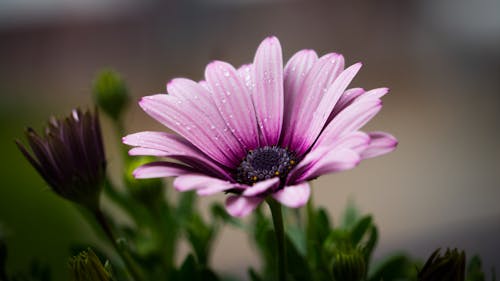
xmin=1 ymin=0 xmax=499 ymax=280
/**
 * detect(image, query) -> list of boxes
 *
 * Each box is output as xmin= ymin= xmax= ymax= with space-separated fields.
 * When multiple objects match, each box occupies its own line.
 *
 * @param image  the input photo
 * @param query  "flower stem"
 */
xmin=94 ymin=209 xmax=145 ymax=281
xmin=266 ymin=198 xmax=287 ymax=281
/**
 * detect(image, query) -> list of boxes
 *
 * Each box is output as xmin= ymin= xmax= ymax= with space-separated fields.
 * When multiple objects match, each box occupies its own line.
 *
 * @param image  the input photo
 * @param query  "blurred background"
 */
xmin=1 ymin=0 xmax=499 ymax=280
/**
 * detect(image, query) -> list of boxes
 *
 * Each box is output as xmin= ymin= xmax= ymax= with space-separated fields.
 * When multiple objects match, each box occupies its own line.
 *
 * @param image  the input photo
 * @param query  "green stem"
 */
xmin=266 ymin=198 xmax=287 ymax=281
xmin=94 ymin=210 xmax=145 ymax=281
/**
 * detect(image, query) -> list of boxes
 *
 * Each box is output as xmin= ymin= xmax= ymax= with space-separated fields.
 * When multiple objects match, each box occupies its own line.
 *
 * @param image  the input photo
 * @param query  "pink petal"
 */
xmin=167 ymin=79 xmax=247 ymax=160
xmin=287 ymin=132 xmax=367 ymax=184
xmin=335 ymin=131 xmax=371 ymax=153
xmin=272 ymin=182 xmax=311 ymax=208
xmin=225 ymin=195 xmax=264 ymax=217
xmin=329 ymin=87 xmax=365 ymax=122
xmin=281 ymin=53 xmax=345 ymax=152
xmin=328 ymin=87 xmax=387 ymax=126
xmin=295 ymin=148 xmax=360 ymax=182
xmin=281 ymin=49 xmax=318 ymax=138
xmin=252 ymin=36 xmax=284 ymax=146
xmin=361 ymin=132 xmax=398 ymax=159
xmin=205 ymin=61 xmax=259 ymax=150
xmin=242 ymin=177 xmax=280 ymax=197
xmin=173 ymin=174 xmax=240 ymax=196
xmin=133 ymin=162 xmax=194 ymax=179
xmin=295 ymin=63 xmax=362 ymax=155
xmin=128 ymin=147 xmax=168 ymax=157
xmin=123 ymin=131 xmax=231 ymax=180
xmin=314 ymin=99 xmax=382 ymax=149
xmin=357 ymin=87 xmax=389 ymax=101
xmin=237 ymin=64 xmax=255 ymax=93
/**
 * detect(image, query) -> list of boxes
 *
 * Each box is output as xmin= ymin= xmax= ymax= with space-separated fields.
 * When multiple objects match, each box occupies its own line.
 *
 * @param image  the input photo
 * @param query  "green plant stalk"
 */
xmin=267 ymin=198 xmax=287 ymax=281
xmin=94 ymin=209 xmax=146 ymax=281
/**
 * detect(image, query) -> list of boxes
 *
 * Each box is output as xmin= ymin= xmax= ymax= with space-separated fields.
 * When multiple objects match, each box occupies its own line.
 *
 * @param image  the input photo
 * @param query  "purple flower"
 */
xmin=16 ymin=108 xmax=106 ymax=210
xmin=123 ymin=36 xmax=397 ymax=217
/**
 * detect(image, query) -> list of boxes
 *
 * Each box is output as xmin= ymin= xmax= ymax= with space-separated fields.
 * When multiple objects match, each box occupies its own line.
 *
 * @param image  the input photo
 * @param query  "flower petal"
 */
xmin=133 ymin=162 xmax=194 ymax=179
xmin=282 ymin=53 xmax=345 ymax=153
xmin=314 ymin=99 xmax=382 ymax=149
xmin=329 ymin=87 xmax=365 ymax=122
xmin=361 ymin=132 xmax=398 ymax=159
xmin=237 ymin=64 xmax=255 ymax=93
xmin=272 ymin=182 xmax=311 ymax=208
xmin=173 ymin=174 xmax=240 ymax=196
xmin=295 ymin=148 xmax=360 ymax=182
xmin=225 ymin=195 xmax=264 ymax=217
xmin=287 ymin=132 xmax=368 ymax=184
xmin=123 ymin=131 xmax=231 ymax=179
xmin=252 ymin=36 xmax=284 ymax=146
xmin=139 ymin=78 xmax=246 ymax=167
xmin=242 ymin=177 xmax=280 ymax=197
xmin=297 ymin=63 xmax=362 ymax=155
xmin=281 ymin=49 xmax=318 ymax=135
xmin=167 ymin=78 xmax=247 ymax=162
xmin=205 ymin=61 xmax=259 ymax=149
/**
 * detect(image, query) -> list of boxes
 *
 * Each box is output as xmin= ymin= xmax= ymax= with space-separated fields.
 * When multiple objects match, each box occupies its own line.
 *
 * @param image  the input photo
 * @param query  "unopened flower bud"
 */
xmin=93 ymin=70 xmax=129 ymax=120
xmin=69 ymin=248 xmax=111 ymax=281
xmin=16 ymin=108 xmax=106 ymax=211
xmin=418 ymin=248 xmax=465 ymax=281
xmin=331 ymin=248 xmax=366 ymax=281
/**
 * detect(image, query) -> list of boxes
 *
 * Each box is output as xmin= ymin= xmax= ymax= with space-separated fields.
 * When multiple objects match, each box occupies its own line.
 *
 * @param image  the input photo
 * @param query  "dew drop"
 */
xmin=223 ymin=71 xmax=230 ymax=77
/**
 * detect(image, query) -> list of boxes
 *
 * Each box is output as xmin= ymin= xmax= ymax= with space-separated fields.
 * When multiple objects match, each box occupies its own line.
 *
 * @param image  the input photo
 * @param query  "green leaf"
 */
xmin=316 ymin=208 xmax=332 ymax=242
xmin=176 ymin=191 xmax=196 ymax=223
xmin=350 ymin=215 xmax=373 ymax=246
xmin=177 ymin=254 xmax=200 ymax=281
xmin=210 ymin=203 xmax=243 ymax=228
xmin=368 ymin=254 xmax=414 ymax=281
xmin=341 ymin=200 xmax=360 ymax=229
xmin=467 ymin=256 xmax=485 ymax=281
xmin=362 ymin=225 xmax=378 ymax=272
xmin=284 ymin=233 xmax=313 ymax=281
xmin=287 ymin=225 xmax=306 ymax=256
xmin=186 ymin=214 xmax=214 ymax=266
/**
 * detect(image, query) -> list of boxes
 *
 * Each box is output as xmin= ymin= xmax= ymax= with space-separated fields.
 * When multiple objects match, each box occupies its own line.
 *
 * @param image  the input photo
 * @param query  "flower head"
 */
xmin=124 ymin=36 xmax=397 ymax=217
xmin=16 ymin=108 xmax=106 ymax=210
xmin=418 ymin=248 xmax=466 ymax=281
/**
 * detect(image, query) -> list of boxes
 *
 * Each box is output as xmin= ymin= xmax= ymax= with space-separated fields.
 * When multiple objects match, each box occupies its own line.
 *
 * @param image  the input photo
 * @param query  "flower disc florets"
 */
xmin=235 ymin=146 xmax=297 ymax=185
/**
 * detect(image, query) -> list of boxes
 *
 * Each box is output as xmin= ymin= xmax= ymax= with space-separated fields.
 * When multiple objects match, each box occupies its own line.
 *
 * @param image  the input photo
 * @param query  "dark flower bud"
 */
xmin=69 ymin=248 xmax=111 ymax=281
xmin=331 ymin=248 xmax=366 ymax=281
xmin=418 ymin=248 xmax=466 ymax=281
xmin=93 ymin=70 xmax=129 ymax=120
xmin=16 ymin=108 xmax=106 ymax=211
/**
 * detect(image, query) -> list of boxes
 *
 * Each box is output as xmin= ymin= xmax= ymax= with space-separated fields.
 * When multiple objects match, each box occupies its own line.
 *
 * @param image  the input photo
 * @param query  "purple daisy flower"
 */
xmin=123 ymin=36 xmax=397 ymax=217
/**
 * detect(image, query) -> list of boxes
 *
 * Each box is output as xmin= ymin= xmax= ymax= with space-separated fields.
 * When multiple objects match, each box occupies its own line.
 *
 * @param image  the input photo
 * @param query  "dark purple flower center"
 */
xmin=235 ymin=146 xmax=297 ymax=185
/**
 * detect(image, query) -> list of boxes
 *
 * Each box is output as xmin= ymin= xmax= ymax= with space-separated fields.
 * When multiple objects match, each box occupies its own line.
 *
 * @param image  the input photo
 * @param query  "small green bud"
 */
xmin=69 ymin=248 xmax=111 ymax=281
xmin=331 ymin=248 xmax=366 ymax=281
xmin=418 ymin=248 xmax=466 ymax=281
xmin=124 ymin=156 xmax=163 ymax=204
xmin=93 ymin=70 xmax=129 ymax=120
